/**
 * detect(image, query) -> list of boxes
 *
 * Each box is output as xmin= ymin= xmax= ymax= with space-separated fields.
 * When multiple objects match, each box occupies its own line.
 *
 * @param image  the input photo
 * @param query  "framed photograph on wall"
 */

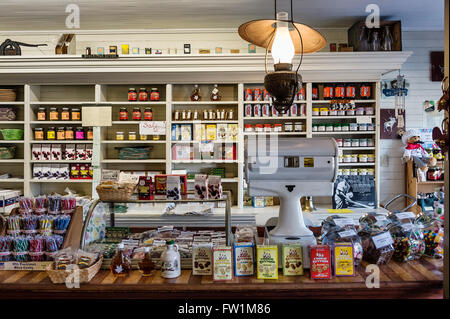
xmin=380 ymin=108 xmax=405 ymax=139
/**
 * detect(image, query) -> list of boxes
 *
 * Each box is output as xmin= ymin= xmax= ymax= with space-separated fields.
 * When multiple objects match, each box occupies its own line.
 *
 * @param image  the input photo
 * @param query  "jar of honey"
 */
xmin=140 ymin=134 xmax=147 ymax=141
xmin=71 ymin=108 xmax=81 ymax=121
xmin=57 ymin=127 xmax=65 ymax=140
xmin=65 ymin=127 xmax=74 ymax=140
xmin=119 ymin=107 xmax=128 ymax=121
xmin=37 ymin=108 xmax=46 ymax=121
xmin=49 ymin=108 xmax=59 ymax=121
xmin=87 ymin=128 xmax=93 ymax=140
xmin=153 ymin=135 xmax=160 ymax=141
xmin=128 ymin=131 xmax=137 ymax=140
xmin=116 ymin=132 xmax=124 ymax=141
xmin=34 ymin=128 xmax=44 ymax=140
xmin=47 ymin=127 xmax=56 ymax=140
xmin=61 ymin=108 xmax=70 ymax=121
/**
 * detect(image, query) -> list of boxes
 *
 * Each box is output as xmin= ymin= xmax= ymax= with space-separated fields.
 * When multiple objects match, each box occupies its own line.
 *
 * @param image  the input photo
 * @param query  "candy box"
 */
xmin=206 ymin=124 xmax=217 ymax=140
xmin=51 ymin=144 xmax=62 ymax=161
xmin=212 ymin=246 xmax=233 ymax=281
xmin=33 ymin=164 xmax=43 ymax=179
xmin=172 ymin=174 xmax=188 ymax=195
xmin=192 ymin=242 xmax=213 ymax=275
xmin=207 ymin=175 xmax=222 ymax=199
xmin=281 ymin=244 xmax=303 ymax=276
xmin=41 ymin=144 xmax=51 ymax=161
xmin=193 ymin=123 xmax=205 ymax=141
xmin=216 ymin=123 xmax=227 ymax=142
xmin=64 ymin=144 xmax=76 ymax=160
xmin=333 ymin=243 xmax=355 ymax=277
xmin=166 ymin=175 xmax=181 ymax=200
xmin=85 ymin=144 xmax=93 ymax=160
xmin=227 ymin=124 xmax=238 ymax=142
xmin=233 ymin=242 xmax=254 ymax=276
xmin=194 ymin=174 xmax=208 ymax=200
xmin=51 ymin=164 xmax=61 ymax=179
xmin=154 ymin=174 xmax=167 ymax=195
xmin=70 ymin=164 xmax=80 ymax=179
xmin=32 ymin=144 xmax=42 ymax=161
xmin=256 ymin=245 xmax=278 ymax=279
xmin=76 ymin=144 xmax=86 ymax=160
xmin=310 ymin=245 xmax=332 ymax=279
xmin=171 ymin=124 xmax=180 ymax=141
xmin=138 ymin=176 xmax=153 ymax=200
xmin=43 ymin=165 xmax=52 ymax=179
xmin=181 ymin=124 xmax=192 ymax=141
xmin=60 ymin=164 xmax=70 ymax=180
xmin=79 ymin=164 xmax=89 ymax=179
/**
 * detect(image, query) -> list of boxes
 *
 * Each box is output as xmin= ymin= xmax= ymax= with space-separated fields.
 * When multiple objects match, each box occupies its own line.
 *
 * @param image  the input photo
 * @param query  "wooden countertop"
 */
xmin=0 ymin=258 xmax=443 ymax=299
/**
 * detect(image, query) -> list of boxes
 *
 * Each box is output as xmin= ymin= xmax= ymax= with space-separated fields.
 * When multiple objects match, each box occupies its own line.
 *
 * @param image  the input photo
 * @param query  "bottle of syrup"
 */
xmin=110 ymin=243 xmax=132 ymax=277
xmin=190 ymin=84 xmax=201 ymax=101
xmin=210 ymin=84 xmax=222 ymax=101
xmin=138 ymin=247 xmax=155 ymax=277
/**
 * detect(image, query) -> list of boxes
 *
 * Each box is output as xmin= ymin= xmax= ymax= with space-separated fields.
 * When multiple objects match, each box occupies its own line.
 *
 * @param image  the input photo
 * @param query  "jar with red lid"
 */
xmin=323 ymin=83 xmax=334 ymax=100
xmin=144 ymin=108 xmax=153 ymax=121
xmin=132 ymin=107 xmax=142 ymax=120
xmin=244 ymin=124 xmax=253 ymax=132
xmin=346 ymin=83 xmax=356 ymax=99
xmin=273 ymin=123 xmax=283 ymax=132
xmin=334 ymin=83 xmax=346 ymax=99
xmin=119 ymin=107 xmax=128 ymax=121
xmin=150 ymin=88 xmax=160 ymax=101
xmin=263 ymin=124 xmax=272 ymax=132
xmin=128 ymin=88 xmax=137 ymax=101
xmin=139 ymin=88 xmax=149 ymax=101
xmin=360 ymin=83 xmax=371 ymax=99
xmin=254 ymin=124 xmax=263 ymax=132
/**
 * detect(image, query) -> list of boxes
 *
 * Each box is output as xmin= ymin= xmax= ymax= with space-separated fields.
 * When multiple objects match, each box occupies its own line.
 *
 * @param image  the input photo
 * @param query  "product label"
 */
xmin=192 ymin=243 xmax=213 ymax=275
xmin=333 ymin=243 xmax=355 ymax=276
xmin=234 ymin=243 xmax=254 ymax=276
xmin=338 ymin=229 xmax=357 ymax=238
xmin=333 ymin=218 xmax=357 ymax=227
xmin=372 ymin=232 xmax=394 ymax=249
xmin=395 ymin=212 xmax=416 ymax=220
xmin=310 ymin=245 xmax=331 ymax=279
xmin=282 ymin=244 xmax=303 ymax=276
xmin=256 ymin=245 xmax=278 ymax=279
xmin=213 ymin=247 xmax=233 ymax=281
xmin=374 ymin=215 xmax=387 ymax=222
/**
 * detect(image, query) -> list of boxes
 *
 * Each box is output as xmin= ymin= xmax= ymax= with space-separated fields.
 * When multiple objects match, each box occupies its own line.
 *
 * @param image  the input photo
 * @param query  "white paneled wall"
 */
xmin=379 ymin=31 xmax=444 ymax=204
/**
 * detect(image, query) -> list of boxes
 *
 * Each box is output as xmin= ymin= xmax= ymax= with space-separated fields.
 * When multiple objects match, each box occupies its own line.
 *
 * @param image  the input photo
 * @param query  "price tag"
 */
xmin=374 ymin=215 xmax=387 ymax=222
xmin=152 ymin=239 xmax=167 ymax=246
xmin=401 ymin=223 xmax=413 ymax=232
xmin=139 ymin=121 xmax=166 ymax=135
xmin=334 ymin=218 xmax=357 ymax=227
xmin=395 ymin=212 xmax=416 ymax=220
xmin=372 ymin=232 xmax=394 ymax=249
xmin=356 ymin=116 xmax=372 ymax=124
xmin=338 ymin=229 xmax=357 ymax=238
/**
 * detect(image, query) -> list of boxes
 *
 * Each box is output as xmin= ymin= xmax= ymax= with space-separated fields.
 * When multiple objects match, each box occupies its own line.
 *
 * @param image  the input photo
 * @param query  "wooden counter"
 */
xmin=0 ymin=258 xmax=443 ymax=299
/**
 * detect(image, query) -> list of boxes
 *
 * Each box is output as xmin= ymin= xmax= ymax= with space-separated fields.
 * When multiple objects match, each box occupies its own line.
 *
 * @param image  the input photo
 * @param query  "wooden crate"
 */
xmin=348 ymin=20 xmax=402 ymax=51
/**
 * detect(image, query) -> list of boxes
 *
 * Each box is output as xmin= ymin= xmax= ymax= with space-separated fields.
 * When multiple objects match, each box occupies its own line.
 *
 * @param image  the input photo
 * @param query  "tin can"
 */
xmin=334 ymin=85 xmax=346 ymax=99
xmin=253 ymin=104 xmax=261 ymax=117
xmin=254 ymin=88 xmax=262 ymax=101
xmin=272 ymin=106 xmax=279 ymax=117
xmin=262 ymin=104 xmax=271 ymax=117
xmin=244 ymin=104 xmax=252 ymax=117
xmin=263 ymin=89 xmax=270 ymax=101
xmin=297 ymin=87 xmax=305 ymax=100
xmin=290 ymin=104 xmax=298 ymax=116
xmin=245 ymin=88 xmax=253 ymax=101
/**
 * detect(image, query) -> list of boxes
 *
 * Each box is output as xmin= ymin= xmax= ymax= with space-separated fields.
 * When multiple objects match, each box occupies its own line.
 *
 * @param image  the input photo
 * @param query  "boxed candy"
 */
xmin=333 ymin=243 xmax=355 ymax=276
xmin=256 ymin=245 xmax=278 ymax=279
xmin=194 ymin=174 xmax=208 ymax=200
xmin=213 ymin=246 xmax=233 ymax=281
xmin=64 ymin=144 xmax=76 ymax=160
xmin=32 ymin=144 xmax=42 ymax=161
xmin=51 ymin=145 xmax=62 ymax=161
xmin=233 ymin=242 xmax=254 ymax=276
xmin=310 ymin=245 xmax=332 ymax=279
xmin=41 ymin=144 xmax=51 ymax=160
xmin=76 ymin=144 xmax=86 ymax=160
xmin=85 ymin=144 xmax=93 ymax=160
xmin=33 ymin=164 xmax=43 ymax=179
xmin=281 ymin=244 xmax=303 ymax=276
xmin=207 ymin=175 xmax=222 ymax=199
xmin=166 ymin=175 xmax=181 ymax=200
xmin=138 ymin=176 xmax=153 ymax=200
xmin=192 ymin=242 xmax=213 ymax=275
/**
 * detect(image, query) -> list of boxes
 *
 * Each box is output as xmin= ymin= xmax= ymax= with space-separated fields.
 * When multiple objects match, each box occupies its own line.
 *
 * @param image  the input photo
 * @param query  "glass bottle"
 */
xmin=210 ymin=84 xmax=222 ymax=101
xmin=381 ymin=25 xmax=393 ymax=51
xmin=138 ymin=247 xmax=155 ymax=276
xmin=359 ymin=25 xmax=369 ymax=51
xmin=190 ymin=84 xmax=201 ymax=101
xmin=370 ymin=30 xmax=380 ymax=51
xmin=110 ymin=243 xmax=132 ymax=277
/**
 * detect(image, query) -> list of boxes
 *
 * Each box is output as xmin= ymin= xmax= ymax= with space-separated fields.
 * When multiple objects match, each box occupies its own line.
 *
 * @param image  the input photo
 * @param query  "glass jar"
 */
xmin=359 ymin=212 xmax=391 ymax=231
xmin=254 ymin=124 xmax=263 ymax=132
xmin=57 ymin=127 xmax=65 ymax=140
xmin=341 ymin=124 xmax=350 ymax=131
xmin=87 ymin=128 xmax=93 ymax=140
xmin=325 ymin=124 xmax=333 ymax=132
xmin=284 ymin=122 xmax=293 ymax=132
xmin=294 ymin=122 xmax=303 ymax=132
xmin=367 ymin=168 xmax=375 ymax=176
xmin=153 ymin=135 xmax=160 ymax=141
xmin=65 ymin=127 xmax=74 ymax=140
xmin=334 ymin=83 xmax=346 ymax=99
xmin=387 ymin=212 xmax=425 ymax=260
xmin=312 ymin=124 xmax=318 ymax=132
xmin=37 ymin=108 xmax=46 ymax=121
xmin=320 ymin=108 xmax=329 ymax=116
xmin=367 ymin=154 xmax=375 ymax=162
xmin=116 ymin=132 xmax=124 ymax=141
xmin=190 ymin=84 xmax=201 ymax=101
xmin=128 ymin=88 xmax=137 ymax=101
xmin=47 ymin=127 xmax=56 ymax=140
xmin=350 ymin=154 xmax=358 ymax=163
xmin=343 ymin=155 xmax=352 ymax=163
xmin=34 ymin=127 xmax=44 ymax=140
xmin=71 ymin=108 xmax=81 ymax=121
xmin=192 ymin=110 xmax=199 ymax=120
xmin=414 ymin=212 xmax=442 ymax=258
xmin=75 ymin=127 xmax=85 ymax=140
xmin=140 ymin=134 xmax=147 ymax=141
xmin=343 ymin=139 xmax=352 ymax=147
xmin=342 ymin=169 xmax=350 ymax=175
xmin=358 ymin=228 xmax=394 ymax=265
xmin=61 ymin=108 xmax=70 ymax=121
xmin=365 ymin=107 xmax=375 ymax=115
xmin=119 ymin=108 xmax=128 ymax=121
xmin=263 ymin=124 xmax=272 ymax=132
xmin=132 ymin=107 xmax=142 ymax=120
xmin=273 ymin=124 xmax=282 ymax=132
xmin=150 ymin=88 xmax=160 ymax=101
xmin=358 ymin=168 xmax=368 ymax=175
xmin=350 ymin=168 xmax=358 ymax=175
xmin=367 ymin=139 xmax=374 ymax=147
xmin=336 ymin=138 xmax=343 ymax=147
xmin=358 ymin=154 xmax=368 ymax=163
xmin=323 ymin=83 xmax=334 ymax=100
xmin=347 ymin=109 xmax=356 ymax=116
xmin=317 ymin=124 xmax=326 ymax=132
xmin=333 ymin=124 xmax=341 ymax=132
xmin=49 ymin=108 xmax=59 ymax=121
xmin=312 ymin=108 xmax=320 ymax=116
xmin=351 ymin=139 xmax=360 ymax=147
xmin=355 ymin=107 xmax=365 ymax=116
xmin=128 ymin=131 xmax=137 ymax=140
xmin=144 ymin=108 xmax=153 ymax=121
xmin=244 ymin=124 xmax=253 ymax=132
xmin=139 ymin=88 xmax=149 ymax=101
xmin=210 ymin=84 xmax=222 ymax=101
xmin=358 ymin=123 xmax=368 ymax=131
xmin=338 ymin=155 xmax=344 ymax=163
xmin=349 ymin=123 xmax=358 ymax=131
xmin=359 ymin=138 xmax=368 ymax=147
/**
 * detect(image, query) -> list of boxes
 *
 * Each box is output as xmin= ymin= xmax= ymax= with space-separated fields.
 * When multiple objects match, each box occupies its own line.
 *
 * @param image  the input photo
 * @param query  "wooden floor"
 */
xmin=0 ymin=258 xmax=443 ymax=299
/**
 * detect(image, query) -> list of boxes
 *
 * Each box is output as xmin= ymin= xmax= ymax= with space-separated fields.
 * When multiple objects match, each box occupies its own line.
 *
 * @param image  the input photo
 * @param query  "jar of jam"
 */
xmin=140 ymin=134 xmax=147 ymax=141
xmin=61 ymin=108 xmax=70 ymax=121
xmin=49 ymin=108 xmax=59 ymax=121
xmin=284 ymin=122 xmax=293 ymax=132
xmin=87 ymin=128 xmax=93 ymax=140
xmin=139 ymin=88 xmax=149 ymax=101
xmin=119 ymin=107 xmax=128 ymax=121
xmin=75 ymin=127 xmax=85 ymax=140
xmin=144 ymin=108 xmax=153 ymax=121
xmin=47 ymin=127 xmax=56 ymax=140
xmin=116 ymin=132 xmax=124 ymax=141
xmin=34 ymin=127 xmax=44 ymax=140
xmin=244 ymin=124 xmax=253 ymax=132
xmin=346 ymin=83 xmax=356 ymax=99
xmin=132 ymin=107 xmax=142 ymax=120
xmin=128 ymin=131 xmax=137 ymax=140
xmin=323 ymin=83 xmax=334 ymax=100
xmin=65 ymin=127 xmax=74 ymax=140
xmin=71 ymin=108 xmax=81 ymax=121
xmin=153 ymin=135 xmax=160 ymax=141
xmin=150 ymin=88 xmax=160 ymax=101
xmin=57 ymin=127 xmax=65 ymax=140
xmin=254 ymin=124 xmax=263 ymax=132
xmin=128 ymin=88 xmax=137 ymax=101
xmin=263 ymin=124 xmax=272 ymax=132
xmin=37 ymin=108 xmax=46 ymax=121
xmin=273 ymin=123 xmax=283 ymax=132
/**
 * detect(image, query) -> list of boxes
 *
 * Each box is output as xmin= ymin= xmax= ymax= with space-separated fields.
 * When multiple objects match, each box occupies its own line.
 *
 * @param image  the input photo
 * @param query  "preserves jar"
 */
xmin=244 ymin=124 xmax=253 ymax=132
xmin=132 ymin=107 xmax=142 ymax=120
xmin=312 ymin=124 xmax=318 ymax=132
xmin=144 ymin=108 xmax=153 ymax=121
xmin=317 ymin=124 xmax=326 ymax=132
xmin=71 ymin=108 xmax=81 ymax=121
xmin=356 ymin=107 xmax=365 ymax=115
xmin=128 ymin=88 xmax=137 ymax=101
xmin=351 ymin=139 xmax=360 ymax=147
xmin=329 ymin=109 xmax=338 ymax=116
xmin=367 ymin=139 xmax=374 ymax=147
xmin=140 ymin=134 xmax=147 ymax=141
xmin=325 ymin=124 xmax=333 ymax=132
xmin=365 ymin=107 xmax=375 ymax=115
xmin=284 ymin=122 xmax=293 ymax=132
xmin=190 ymin=84 xmax=201 ymax=101
xmin=37 ymin=108 xmax=46 ymax=121
xmin=347 ymin=109 xmax=356 ymax=116
xmin=153 ymin=135 xmax=160 ymax=141
xmin=334 ymin=124 xmax=341 ymax=131
xmin=65 ymin=127 xmax=74 ymax=140
xmin=341 ymin=124 xmax=350 ymax=131
xmin=320 ymin=108 xmax=329 ymax=116
xmin=254 ymin=124 xmax=263 ymax=132
xmin=350 ymin=154 xmax=358 ymax=163
xmin=312 ymin=108 xmax=320 ymax=116
xmin=263 ymin=124 xmax=272 ymax=132
xmin=49 ymin=108 xmax=59 ymax=121
xmin=61 ymin=108 xmax=70 ymax=121
xmin=358 ymin=154 xmax=368 ymax=163
xmin=342 ymin=169 xmax=350 ymax=175
xmin=367 ymin=154 xmax=375 ymax=162
xmin=343 ymin=139 xmax=352 ymax=147
xmin=75 ymin=127 xmax=85 ymax=140
xmin=47 ymin=127 xmax=56 ymax=140
xmin=343 ymin=155 xmax=352 ymax=163
xmin=359 ymin=138 xmax=368 ymax=147
xmin=349 ymin=123 xmax=358 ymax=131
xmin=34 ymin=127 xmax=44 ymax=140
xmin=294 ymin=122 xmax=303 ymax=132
xmin=367 ymin=168 xmax=375 ymax=175
xmin=128 ymin=131 xmax=137 ymax=140
xmin=119 ymin=107 xmax=128 ymax=121
xmin=367 ymin=123 xmax=375 ymax=131
xmin=139 ymin=88 xmax=149 ymax=101
xmin=273 ymin=124 xmax=282 ymax=132
xmin=338 ymin=155 xmax=344 ymax=163
xmin=116 ymin=132 xmax=124 ymax=141
xmin=150 ymin=88 xmax=160 ymax=101
xmin=350 ymin=168 xmax=358 ymax=175
xmin=57 ymin=127 xmax=65 ymax=140
xmin=336 ymin=138 xmax=343 ymax=147
xmin=87 ymin=128 xmax=93 ymax=140
xmin=358 ymin=168 xmax=368 ymax=175
xmin=359 ymin=123 xmax=368 ymax=131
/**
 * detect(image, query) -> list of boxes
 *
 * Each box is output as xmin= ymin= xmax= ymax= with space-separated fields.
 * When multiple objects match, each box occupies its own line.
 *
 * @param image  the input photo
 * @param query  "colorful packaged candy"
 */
xmin=281 ymin=244 xmax=303 ymax=276
xmin=333 ymin=243 xmax=355 ymax=276
xmin=212 ymin=246 xmax=233 ymax=281
xmin=233 ymin=242 xmax=254 ymax=276
xmin=256 ymin=245 xmax=278 ymax=280
xmin=310 ymin=245 xmax=332 ymax=279
xmin=192 ymin=242 xmax=213 ymax=275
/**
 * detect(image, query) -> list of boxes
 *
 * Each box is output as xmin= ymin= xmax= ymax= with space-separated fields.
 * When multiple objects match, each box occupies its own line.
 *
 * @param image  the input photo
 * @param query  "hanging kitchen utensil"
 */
xmin=0 ymin=39 xmax=47 ymax=55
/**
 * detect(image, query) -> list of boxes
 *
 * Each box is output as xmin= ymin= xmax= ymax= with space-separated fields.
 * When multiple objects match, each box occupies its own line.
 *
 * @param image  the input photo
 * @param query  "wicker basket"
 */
xmin=46 ymin=256 xmax=103 ymax=284
xmin=96 ymin=182 xmax=137 ymax=201
xmin=0 ymin=89 xmax=16 ymax=102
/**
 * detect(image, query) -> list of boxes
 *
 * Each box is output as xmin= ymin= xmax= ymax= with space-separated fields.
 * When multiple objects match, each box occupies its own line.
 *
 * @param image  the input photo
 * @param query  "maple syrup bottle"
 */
xmin=190 ymin=84 xmax=201 ymax=101
xmin=210 ymin=84 xmax=222 ymax=101
xmin=110 ymin=243 xmax=132 ymax=277
xmin=138 ymin=247 xmax=155 ymax=277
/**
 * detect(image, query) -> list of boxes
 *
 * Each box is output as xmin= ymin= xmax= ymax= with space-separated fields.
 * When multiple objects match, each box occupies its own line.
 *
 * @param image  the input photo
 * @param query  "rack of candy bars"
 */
xmin=0 ymin=195 xmax=77 ymax=263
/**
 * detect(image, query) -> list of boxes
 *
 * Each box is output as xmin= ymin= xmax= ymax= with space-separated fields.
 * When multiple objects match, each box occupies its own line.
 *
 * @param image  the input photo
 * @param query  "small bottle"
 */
xmin=160 ymin=240 xmax=180 ymax=279
xmin=57 ymin=127 xmax=65 ymax=140
xmin=128 ymin=88 xmax=137 ymax=101
xmin=47 ymin=127 xmax=56 ymax=140
xmin=37 ymin=108 xmax=46 ymax=121
xmin=61 ymin=108 xmax=70 ymax=121
xmin=210 ymin=84 xmax=222 ymax=101
xmin=49 ymin=108 xmax=59 ymax=121
xmin=65 ymin=127 xmax=74 ymax=140
xmin=71 ymin=108 xmax=81 ymax=121
xmin=150 ymin=88 xmax=160 ymax=101
xmin=138 ymin=247 xmax=155 ymax=277
xmin=119 ymin=107 xmax=128 ymax=121
xmin=190 ymin=84 xmax=201 ymax=101
xmin=139 ymin=88 xmax=149 ymax=101
xmin=87 ymin=127 xmax=94 ymax=140
xmin=110 ymin=243 xmax=132 ymax=277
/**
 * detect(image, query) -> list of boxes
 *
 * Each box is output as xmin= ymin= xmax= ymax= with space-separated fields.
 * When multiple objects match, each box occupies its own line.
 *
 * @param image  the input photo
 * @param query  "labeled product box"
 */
xmin=32 ymin=144 xmax=42 ymax=161
xmin=85 ymin=144 xmax=93 ymax=160
xmin=0 ymin=190 xmax=21 ymax=214
xmin=216 ymin=123 xmax=227 ymax=142
xmin=310 ymin=245 xmax=332 ymax=279
xmin=50 ymin=164 xmax=59 ymax=179
xmin=227 ymin=124 xmax=239 ymax=142
xmin=79 ymin=164 xmax=89 ymax=179
xmin=41 ymin=144 xmax=51 ymax=160
xmin=137 ymin=176 xmax=153 ymax=200
xmin=154 ymin=175 xmax=167 ymax=195
xmin=166 ymin=175 xmax=181 ymax=200
xmin=256 ymin=245 xmax=278 ymax=279
xmin=213 ymin=246 xmax=233 ymax=281
xmin=233 ymin=242 xmax=254 ymax=276
xmin=194 ymin=174 xmax=208 ymax=199
xmin=281 ymin=244 xmax=304 ymax=276
xmin=76 ymin=144 xmax=86 ymax=160
xmin=252 ymin=196 xmax=265 ymax=208
xmin=192 ymin=242 xmax=213 ymax=275
xmin=172 ymin=174 xmax=188 ymax=195
xmin=65 ymin=144 xmax=76 ymax=161
xmin=43 ymin=164 xmax=52 ymax=179
xmin=70 ymin=164 xmax=80 ymax=179
xmin=61 ymin=164 xmax=70 ymax=180
xmin=171 ymin=124 xmax=180 ymax=141
xmin=51 ymin=144 xmax=62 ymax=161
xmin=193 ymin=123 xmax=205 ymax=141
xmin=207 ymin=175 xmax=222 ymax=199
xmin=333 ymin=243 xmax=355 ymax=277
xmin=206 ymin=124 xmax=217 ymax=140
xmin=180 ymin=124 xmax=192 ymax=141
xmin=33 ymin=164 xmax=43 ymax=179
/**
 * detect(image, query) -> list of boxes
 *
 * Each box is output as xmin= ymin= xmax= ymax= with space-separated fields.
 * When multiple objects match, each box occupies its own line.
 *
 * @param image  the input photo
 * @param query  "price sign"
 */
xmin=356 ymin=116 xmax=372 ymax=124
xmin=372 ymin=232 xmax=394 ymax=249
xmin=338 ymin=229 xmax=357 ymax=238
xmin=139 ymin=121 xmax=166 ymax=135
xmin=396 ymin=212 xmax=416 ymax=220
xmin=334 ymin=218 xmax=357 ymax=227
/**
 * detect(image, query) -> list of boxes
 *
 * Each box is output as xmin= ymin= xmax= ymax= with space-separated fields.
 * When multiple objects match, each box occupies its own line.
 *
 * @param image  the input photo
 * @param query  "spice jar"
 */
xmin=65 ymin=127 xmax=74 ymax=140
xmin=49 ymin=108 xmax=59 ymax=121
xmin=57 ymin=127 xmax=65 ymax=140
xmin=150 ymin=88 xmax=160 ymax=101
xmin=116 ymin=132 xmax=124 ymax=141
xmin=128 ymin=88 xmax=137 ymax=101
xmin=75 ymin=127 xmax=85 ymax=140
xmin=47 ymin=127 xmax=56 ymax=140
xmin=71 ymin=108 xmax=81 ymax=121
xmin=144 ymin=108 xmax=153 ymax=121
xmin=37 ymin=108 xmax=46 ymax=121
xmin=128 ymin=131 xmax=137 ymax=140
xmin=139 ymin=88 xmax=149 ymax=101
xmin=132 ymin=107 xmax=142 ymax=120
xmin=34 ymin=128 xmax=44 ymax=140
xmin=87 ymin=128 xmax=93 ymax=140
xmin=119 ymin=108 xmax=128 ymax=121
xmin=61 ymin=108 xmax=70 ymax=121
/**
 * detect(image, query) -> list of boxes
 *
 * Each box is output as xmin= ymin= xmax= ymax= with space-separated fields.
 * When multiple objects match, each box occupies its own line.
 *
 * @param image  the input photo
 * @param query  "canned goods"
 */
xmin=312 ymin=108 xmax=320 ymax=116
xmin=342 ymin=169 xmax=350 ymax=176
xmin=264 ymin=124 xmax=272 ymax=132
xmin=356 ymin=107 xmax=365 ymax=115
xmin=273 ymin=124 xmax=283 ymax=132
xmin=253 ymin=104 xmax=261 ymax=117
xmin=365 ymin=107 xmax=375 ymax=115
xmin=351 ymin=154 xmax=358 ymax=163
xmin=320 ymin=108 xmax=329 ymax=116
xmin=359 ymin=123 xmax=368 ymax=131
xmin=262 ymin=104 xmax=271 ymax=117
xmin=351 ymin=139 xmax=360 ymax=147
xmin=359 ymin=154 xmax=368 ymax=163
xmin=254 ymin=88 xmax=262 ymax=101
xmin=343 ymin=139 xmax=352 ymax=147
xmin=349 ymin=123 xmax=358 ymax=131
xmin=290 ymin=104 xmax=298 ymax=116
xmin=350 ymin=168 xmax=359 ymax=176
xmin=245 ymin=88 xmax=253 ymax=101
xmin=294 ymin=122 xmax=303 ymax=132
xmin=263 ymin=89 xmax=270 ymax=101
xmin=244 ymin=124 xmax=253 ymax=132
xmin=336 ymin=138 xmax=343 ymax=147
xmin=254 ymin=124 xmax=263 ymax=132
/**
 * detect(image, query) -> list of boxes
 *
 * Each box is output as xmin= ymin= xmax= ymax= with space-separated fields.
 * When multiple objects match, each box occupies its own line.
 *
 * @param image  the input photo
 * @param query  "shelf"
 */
xmin=30 ymin=121 xmax=83 ymax=124
xmin=102 ymin=140 xmax=167 ymax=144
xmin=339 ymin=147 xmax=375 ymax=150
xmin=312 ymin=100 xmax=376 ymax=103
xmin=171 ymin=120 xmax=239 ymax=124
xmin=339 ymin=163 xmax=375 ymax=167
xmin=0 ymin=159 xmax=24 ymax=163
xmin=30 ymin=179 xmax=93 ymax=183
xmin=30 ymin=160 xmax=92 ymax=163
xmin=0 ymin=102 xmax=24 ymax=105
xmin=0 ymin=178 xmax=24 ymax=183
xmin=31 ymin=140 xmax=93 ymax=144
xmin=172 ymin=101 xmax=239 ymax=105
xmin=98 ymin=101 xmax=166 ymax=105
xmin=187 ymin=178 xmax=238 ymax=183
xmin=313 ymin=131 xmax=376 ymax=135
xmin=111 ymin=121 xmax=153 ymax=125
xmin=312 ymin=116 xmax=375 ymax=119
xmin=171 ymin=140 xmax=236 ymax=143
xmin=30 ymin=101 xmax=96 ymax=105
xmin=102 ymin=159 xmax=166 ymax=163
xmin=0 ymin=140 xmax=24 ymax=143
xmin=417 ymin=181 xmax=445 ymax=185
xmin=244 ymin=132 xmax=307 ymax=136
xmin=244 ymin=116 xmax=307 ymax=120
xmin=243 ymin=100 xmax=306 ymax=104
xmin=0 ymin=121 xmax=24 ymax=124
xmin=172 ymin=160 xmax=238 ymax=163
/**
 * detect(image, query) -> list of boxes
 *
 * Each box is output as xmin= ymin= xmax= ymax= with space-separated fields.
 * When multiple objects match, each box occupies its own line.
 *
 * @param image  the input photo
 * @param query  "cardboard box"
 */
xmin=233 ymin=242 xmax=254 ymax=276
xmin=192 ymin=242 xmax=213 ymax=275
xmin=281 ymin=244 xmax=304 ymax=276
xmin=0 ymin=190 xmax=20 ymax=214
xmin=333 ymin=243 xmax=355 ymax=277
xmin=213 ymin=246 xmax=233 ymax=281
xmin=256 ymin=245 xmax=278 ymax=279
xmin=310 ymin=245 xmax=332 ymax=279
xmin=206 ymin=124 xmax=217 ymax=140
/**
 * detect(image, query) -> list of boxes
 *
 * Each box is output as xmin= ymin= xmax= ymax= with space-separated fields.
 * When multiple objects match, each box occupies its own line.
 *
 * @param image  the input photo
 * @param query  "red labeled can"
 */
xmin=244 ymin=88 xmax=253 ymax=101
xmin=290 ymin=104 xmax=298 ymax=116
xmin=262 ymin=104 xmax=271 ymax=117
xmin=360 ymin=84 xmax=371 ymax=99
xmin=334 ymin=84 xmax=346 ymax=99
xmin=253 ymin=104 xmax=262 ymax=117
xmin=244 ymin=104 xmax=252 ymax=117
xmin=310 ymin=245 xmax=332 ymax=280
xmin=263 ymin=89 xmax=270 ymax=101
xmin=272 ymin=105 xmax=279 ymax=117
xmin=346 ymin=84 xmax=356 ymax=98
xmin=253 ymin=88 xmax=262 ymax=101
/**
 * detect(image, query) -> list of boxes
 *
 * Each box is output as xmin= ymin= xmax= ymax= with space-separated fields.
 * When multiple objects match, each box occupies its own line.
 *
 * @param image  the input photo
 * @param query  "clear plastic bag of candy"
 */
xmin=358 ymin=228 xmax=394 ymax=265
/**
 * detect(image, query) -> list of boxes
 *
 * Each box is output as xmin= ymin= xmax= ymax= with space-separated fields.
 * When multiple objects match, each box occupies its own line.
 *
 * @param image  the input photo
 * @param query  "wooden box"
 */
xmin=348 ymin=20 xmax=402 ymax=51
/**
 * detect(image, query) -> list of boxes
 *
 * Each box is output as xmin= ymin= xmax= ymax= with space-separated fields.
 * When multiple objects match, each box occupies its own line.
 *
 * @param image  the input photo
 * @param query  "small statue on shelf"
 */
xmin=401 ymin=129 xmax=437 ymax=182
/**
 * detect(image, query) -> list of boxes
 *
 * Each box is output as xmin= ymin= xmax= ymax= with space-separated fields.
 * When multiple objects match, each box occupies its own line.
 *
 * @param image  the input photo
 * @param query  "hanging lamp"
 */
xmin=238 ymin=0 xmax=326 ymax=113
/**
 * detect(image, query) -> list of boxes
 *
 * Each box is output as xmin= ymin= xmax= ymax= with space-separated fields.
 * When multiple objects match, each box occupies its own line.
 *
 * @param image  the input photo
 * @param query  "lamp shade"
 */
xmin=238 ymin=19 xmax=326 ymax=54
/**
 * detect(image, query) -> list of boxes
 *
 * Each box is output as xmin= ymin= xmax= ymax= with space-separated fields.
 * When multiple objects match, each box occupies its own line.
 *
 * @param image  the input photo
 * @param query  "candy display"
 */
xmin=281 ymin=244 xmax=303 ymax=276
xmin=358 ymin=228 xmax=394 ymax=265
xmin=21 ymin=215 xmax=39 ymax=235
xmin=414 ymin=212 xmax=442 ymax=258
xmin=321 ymin=227 xmax=363 ymax=266
xmin=256 ymin=245 xmax=278 ymax=280
xmin=213 ymin=246 xmax=233 ymax=281
xmin=6 ymin=215 xmax=21 ymax=236
xmin=233 ymin=242 xmax=255 ymax=276
xmin=28 ymin=236 xmax=45 ymax=261
xmin=12 ymin=236 xmax=29 ymax=262
xmin=18 ymin=197 xmax=34 ymax=215
xmin=0 ymin=236 xmax=12 ymax=261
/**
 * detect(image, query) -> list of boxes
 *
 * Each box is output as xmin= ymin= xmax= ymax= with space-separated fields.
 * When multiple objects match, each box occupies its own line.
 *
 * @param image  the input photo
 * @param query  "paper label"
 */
xmin=374 ymin=215 xmax=387 ymax=222
xmin=334 ymin=218 xmax=357 ymax=227
xmin=356 ymin=116 xmax=372 ymax=124
xmin=395 ymin=212 xmax=416 ymax=220
xmin=256 ymin=245 xmax=278 ymax=279
xmin=338 ymin=229 xmax=357 ymax=238
xmin=333 ymin=244 xmax=355 ymax=276
xmin=372 ymin=232 xmax=394 ymax=249
xmin=327 ymin=209 xmax=353 ymax=213
xmin=139 ymin=121 xmax=166 ymax=135
xmin=401 ymin=223 xmax=413 ymax=232
xmin=213 ymin=247 xmax=233 ymax=281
